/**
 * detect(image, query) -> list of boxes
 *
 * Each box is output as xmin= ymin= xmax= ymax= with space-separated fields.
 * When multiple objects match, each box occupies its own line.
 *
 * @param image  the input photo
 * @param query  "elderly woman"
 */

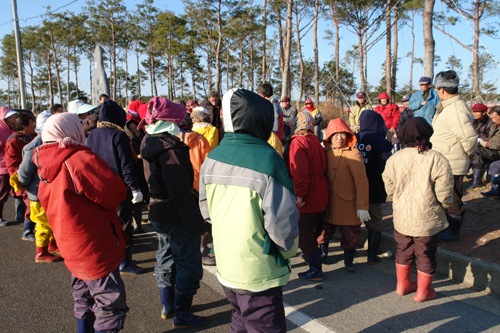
xmin=286 ymin=111 xmax=329 ymax=281
xmin=383 ymin=117 xmax=453 ymax=302
xmin=191 ymin=106 xmax=219 ymax=150
xmin=139 ymin=97 xmax=208 ymax=328
xmin=320 ymin=118 xmax=370 ymax=272
xmin=33 ymin=113 xmax=129 ymax=332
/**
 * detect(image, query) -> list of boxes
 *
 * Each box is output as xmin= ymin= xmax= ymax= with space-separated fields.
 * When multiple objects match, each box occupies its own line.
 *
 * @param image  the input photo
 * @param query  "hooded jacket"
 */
xmin=87 ymin=100 xmax=139 ymax=191
xmin=199 ymin=88 xmax=299 ymax=292
xmin=33 ymin=143 xmax=126 ymax=280
xmin=140 ymin=132 xmax=206 ymax=237
xmin=356 ymin=110 xmax=393 ymax=203
xmin=0 ymin=107 xmax=14 ymax=175
xmin=374 ymin=92 xmax=400 ymax=129
xmin=323 ymin=119 xmax=369 ymax=226
xmin=178 ymin=129 xmax=211 ymax=192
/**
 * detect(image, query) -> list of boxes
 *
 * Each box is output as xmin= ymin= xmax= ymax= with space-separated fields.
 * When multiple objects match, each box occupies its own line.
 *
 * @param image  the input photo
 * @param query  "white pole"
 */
xmin=11 ymin=0 xmax=27 ymax=109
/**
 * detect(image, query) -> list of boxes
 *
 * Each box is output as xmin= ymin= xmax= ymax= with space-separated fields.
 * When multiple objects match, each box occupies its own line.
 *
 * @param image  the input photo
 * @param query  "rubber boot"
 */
xmin=173 ymin=292 xmax=209 ymax=328
xmin=481 ymin=174 xmax=500 ymax=199
xmin=35 ymin=246 xmax=63 ymax=263
xmin=0 ymin=202 xmax=7 ymax=227
xmin=413 ymin=270 xmax=437 ymax=302
xmin=437 ymin=214 xmax=463 ymax=242
xmin=77 ymin=313 xmax=95 ymax=333
xmin=297 ymin=250 xmax=323 ymax=281
xmin=160 ymin=287 xmax=175 ymax=319
xmin=200 ymin=233 xmax=215 ymax=266
xmin=367 ymin=230 xmax=382 ymax=264
xmin=119 ymin=247 xmax=145 ymax=275
xmin=22 ymin=218 xmax=36 ymax=241
xmin=320 ymin=243 xmax=329 ymax=262
xmin=467 ymin=168 xmax=484 ymax=189
xmin=48 ymin=239 xmax=61 ymax=256
xmin=395 ymin=264 xmax=417 ymax=296
xmin=344 ymin=249 xmax=356 ymax=272
xmin=15 ymin=197 xmax=25 ymax=222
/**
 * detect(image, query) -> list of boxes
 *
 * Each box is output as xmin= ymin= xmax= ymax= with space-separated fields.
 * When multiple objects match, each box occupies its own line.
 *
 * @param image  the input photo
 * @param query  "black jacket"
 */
xmin=356 ymin=110 xmax=393 ymax=203
xmin=473 ymin=115 xmax=494 ymax=141
xmin=397 ymin=107 xmax=415 ymax=130
xmin=140 ymin=132 xmax=206 ymax=237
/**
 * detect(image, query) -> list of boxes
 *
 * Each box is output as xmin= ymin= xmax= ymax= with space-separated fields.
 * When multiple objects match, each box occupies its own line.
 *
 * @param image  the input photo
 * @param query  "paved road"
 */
xmin=1 ymin=197 xmax=500 ymax=332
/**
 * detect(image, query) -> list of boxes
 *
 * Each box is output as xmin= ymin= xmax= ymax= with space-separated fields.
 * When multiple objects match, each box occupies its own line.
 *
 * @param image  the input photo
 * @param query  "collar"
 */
xmin=436 ymin=95 xmax=462 ymax=114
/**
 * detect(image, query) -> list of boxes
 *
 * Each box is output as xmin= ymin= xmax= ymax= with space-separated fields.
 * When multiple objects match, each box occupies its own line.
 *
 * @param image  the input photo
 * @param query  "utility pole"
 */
xmin=11 ymin=0 xmax=27 ymax=109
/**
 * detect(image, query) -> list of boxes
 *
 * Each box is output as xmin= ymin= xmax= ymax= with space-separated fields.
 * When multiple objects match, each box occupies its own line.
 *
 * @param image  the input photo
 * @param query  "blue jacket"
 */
xmin=409 ymin=89 xmax=440 ymax=124
xmin=87 ymin=100 xmax=139 ymax=191
xmin=356 ymin=111 xmax=393 ymax=203
xmin=18 ymin=136 xmax=43 ymax=202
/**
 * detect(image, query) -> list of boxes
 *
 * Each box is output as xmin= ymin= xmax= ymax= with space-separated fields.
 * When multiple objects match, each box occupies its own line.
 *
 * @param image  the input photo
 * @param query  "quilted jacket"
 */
xmin=382 ymin=148 xmax=454 ymax=237
xmin=430 ymin=95 xmax=477 ymax=175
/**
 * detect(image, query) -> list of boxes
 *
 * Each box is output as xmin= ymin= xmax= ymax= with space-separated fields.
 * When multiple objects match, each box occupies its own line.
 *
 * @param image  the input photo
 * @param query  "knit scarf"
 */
xmin=97 ymin=121 xmax=137 ymax=159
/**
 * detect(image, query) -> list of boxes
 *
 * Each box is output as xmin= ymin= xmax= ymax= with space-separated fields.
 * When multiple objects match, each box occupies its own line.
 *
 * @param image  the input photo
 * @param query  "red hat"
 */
xmin=186 ymin=99 xmax=199 ymax=113
xmin=472 ymin=103 xmax=487 ymax=112
xmin=305 ymin=99 xmax=313 ymax=104
xmin=281 ymin=96 xmax=291 ymax=102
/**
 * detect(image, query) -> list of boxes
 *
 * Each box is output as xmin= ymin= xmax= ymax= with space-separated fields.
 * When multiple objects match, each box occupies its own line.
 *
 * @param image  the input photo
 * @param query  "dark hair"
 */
xmin=50 ymin=104 xmax=63 ymax=113
xmin=13 ymin=112 xmax=35 ymax=132
xmin=99 ymin=94 xmax=109 ymax=100
xmin=257 ymin=83 xmax=273 ymax=98
xmin=442 ymin=87 xmax=459 ymax=94
xmin=78 ymin=96 xmax=88 ymax=102
xmin=208 ymin=90 xmax=219 ymax=98
xmin=489 ymin=106 xmax=500 ymax=116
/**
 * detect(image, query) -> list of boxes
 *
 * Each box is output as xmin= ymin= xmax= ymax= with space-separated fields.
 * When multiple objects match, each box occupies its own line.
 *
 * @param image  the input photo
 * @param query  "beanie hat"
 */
xmin=435 ymin=71 xmax=459 ymax=90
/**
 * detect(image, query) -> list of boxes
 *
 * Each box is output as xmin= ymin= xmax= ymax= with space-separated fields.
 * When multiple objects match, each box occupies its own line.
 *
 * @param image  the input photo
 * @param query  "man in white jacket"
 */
xmin=430 ymin=70 xmax=477 ymax=242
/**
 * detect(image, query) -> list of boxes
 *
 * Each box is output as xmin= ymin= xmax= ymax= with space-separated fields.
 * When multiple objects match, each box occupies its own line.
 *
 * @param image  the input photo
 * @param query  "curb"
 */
xmin=358 ymin=228 xmax=500 ymax=296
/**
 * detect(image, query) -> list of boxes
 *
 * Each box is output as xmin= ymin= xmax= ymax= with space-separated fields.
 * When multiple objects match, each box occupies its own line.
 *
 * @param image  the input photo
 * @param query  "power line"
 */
xmin=1 ymin=0 xmax=79 ymax=28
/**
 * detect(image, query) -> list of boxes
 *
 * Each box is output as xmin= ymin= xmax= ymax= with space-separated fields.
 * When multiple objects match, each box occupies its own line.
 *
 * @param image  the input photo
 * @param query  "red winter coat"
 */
xmin=374 ymin=92 xmax=400 ymax=129
xmin=5 ymin=133 xmax=33 ymax=176
xmin=34 ymin=143 xmax=127 ymax=281
xmin=287 ymin=135 xmax=329 ymax=214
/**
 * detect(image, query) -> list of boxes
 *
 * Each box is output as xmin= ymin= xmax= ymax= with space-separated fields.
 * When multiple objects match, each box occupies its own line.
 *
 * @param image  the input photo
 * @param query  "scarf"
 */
xmin=305 ymin=104 xmax=315 ymax=111
xmin=145 ymin=120 xmax=180 ymax=136
xmin=97 ymin=121 xmax=137 ymax=159
xmin=138 ymin=97 xmax=186 ymax=130
xmin=293 ymin=111 xmax=315 ymax=136
xmin=42 ymin=113 xmax=86 ymax=148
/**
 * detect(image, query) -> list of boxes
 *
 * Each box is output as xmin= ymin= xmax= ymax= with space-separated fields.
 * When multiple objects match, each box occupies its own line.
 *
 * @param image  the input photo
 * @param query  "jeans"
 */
xmin=152 ymin=221 xmax=203 ymax=295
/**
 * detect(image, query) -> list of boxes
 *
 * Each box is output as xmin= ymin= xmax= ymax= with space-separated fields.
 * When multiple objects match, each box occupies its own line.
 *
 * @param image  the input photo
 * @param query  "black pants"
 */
xmin=394 ymin=229 xmax=438 ymax=275
xmin=472 ymin=147 xmax=500 ymax=169
xmin=116 ymin=189 xmax=134 ymax=248
xmin=447 ymin=175 xmax=464 ymax=216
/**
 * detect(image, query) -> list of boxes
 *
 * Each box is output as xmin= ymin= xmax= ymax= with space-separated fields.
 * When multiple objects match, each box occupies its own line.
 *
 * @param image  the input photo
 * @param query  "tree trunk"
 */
xmin=191 ymin=60 xmax=196 ymax=98
xmin=89 ymin=59 xmax=93 ymax=100
xmin=207 ymin=52 xmax=212 ymax=92
xmin=136 ymin=51 xmax=141 ymax=98
xmin=391 ymin=3 xmax=399 ymax=100
xmin=226 ymin=48 xmax=230 ymax=91
xmin=112 ymin=19 xmax=117 ymax=100
xmin=125 ymin=48 xmax=129 ymax=101
xmin=295 ymin=5 xmax=304 ymax=109
xmin=46 ymin=51 xmax=54 ymax=106
xmin=423 ymin=0 xmax=435 ymax=80
xmin=250 ymin=34 xmax=254 ymax=91
xmin=329 ymin=4 xmax=340 ymax=108
xmin=239 ymin=41 xmax=244 ymax=87
xmin=410 ymin=11 xmax=415 ymax=92
xmin=215 ymin=0 xmax=223 ymax=93
xmin=67 ymin=46 xmax=71 ymax=104
xmin=281 ymin=0 xmax=293 ymax=98
xmin=262 ymin=0 xmax=267 ymax=84
xmin=473 ymin=0 xmax=480 ymax=98
xmin=74 ymin=46 xmax=79 ymax=96
xmin=314 ymin=0 xmax=319 ymax=104
xmin=364 ymin=8 xmax=368 ymax=87
xmin=180 ymin=61 xmax=184 ymax=100
xmin=385 ymin=0 xmax=392 ymax=98
xmin=277 ymin=9 xmax=284 ymax=76
xmin=357 ymin=28 xmax=365 ymax=91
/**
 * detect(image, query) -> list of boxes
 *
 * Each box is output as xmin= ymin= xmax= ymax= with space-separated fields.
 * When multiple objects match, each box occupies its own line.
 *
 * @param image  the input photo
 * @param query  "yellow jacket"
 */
xmin=193 ymin=124 xmax=219 ymax=151
xmin=267 ymin=132 xmax=283 ymax=158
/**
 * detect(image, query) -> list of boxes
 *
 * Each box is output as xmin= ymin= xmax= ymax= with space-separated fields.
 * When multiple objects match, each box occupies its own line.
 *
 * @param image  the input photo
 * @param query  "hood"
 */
xmin=323 ymin=118 xmax=357 ymax=148
xmin=99 ymin=100 xmax=126 ymax=128
xmin=138 ymin=103 xmax=148 ymax=120
xmin=35 ymin=110 xmax=52 ymax=134
xmin=140 ymin=132 xmax=188 ymax=162
xmin=0 ymin=106 xmax=14 ymax=140
xmin=128 ymin=101 xmax=144 ymax=112
xmin=359 ymin=110 xmax=386 ymax=138
xmin=378 ymin=92 xmax=390 ymax=103
xmin=33 ymin=143 xmax=91 ymax=183
xmin=179 ymin=130 xmax=202 ymax=147
xmin=222 ymin=88 xmax=273 ymax=141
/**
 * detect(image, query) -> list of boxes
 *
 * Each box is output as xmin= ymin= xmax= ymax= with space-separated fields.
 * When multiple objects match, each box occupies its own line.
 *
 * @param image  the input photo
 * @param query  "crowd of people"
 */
xmin=0 ymin=69 xmax=499 ymax=333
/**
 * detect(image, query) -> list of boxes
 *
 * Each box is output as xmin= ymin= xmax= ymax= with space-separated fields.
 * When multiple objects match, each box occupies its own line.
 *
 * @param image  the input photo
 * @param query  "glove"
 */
xmin=131 ymin=190 xmax=143 ymax=204
xmin=357 ymin=209 xmax=371 ymax=223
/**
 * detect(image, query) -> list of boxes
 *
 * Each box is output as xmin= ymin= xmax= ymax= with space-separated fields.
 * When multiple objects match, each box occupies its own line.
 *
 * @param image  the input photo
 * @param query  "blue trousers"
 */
xmin=152 ymin=222 xmax=203 ymax=295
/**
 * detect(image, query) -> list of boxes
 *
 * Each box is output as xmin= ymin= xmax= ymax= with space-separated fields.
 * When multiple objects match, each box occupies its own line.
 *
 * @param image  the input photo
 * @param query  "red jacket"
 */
xmin=374 ymin=92 xmax=400 ymax=129
xmin=287 ymin=135 xmax=329 ymax=214
xmin=34 ymin=143 xmax=126 ymax=281
xmin=5 ymin=133 xmax=33 ymax=176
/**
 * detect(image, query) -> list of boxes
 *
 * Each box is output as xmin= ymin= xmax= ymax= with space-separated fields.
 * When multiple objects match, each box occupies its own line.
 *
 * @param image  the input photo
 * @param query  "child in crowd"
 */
xmin=320 ymin=118 xmax=370 ymax=272
xmin=286 ymin=111 xmax=328 ymax=281
xmin=5 ymin=111 xmax=37 ymax=241
xmin=34 ymin=113 xmax=129 ymax=332
xmin=383 ymin=117 xmax=453 ymax=302
xmin=191 ymin=106 xmax=219 ymax=150
xmin=356 ymin=110 xmax=393 ymax=264
xmin=0 ymin=107 xmax=17 ymax=226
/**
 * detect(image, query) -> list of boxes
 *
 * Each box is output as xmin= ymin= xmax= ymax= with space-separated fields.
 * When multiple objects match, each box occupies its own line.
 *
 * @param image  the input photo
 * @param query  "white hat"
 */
xmin=67 ymin=100 xmax=98 ymax=115
xmin=4 ymin=110 xmax=18 ymax=119
xmin=192 ymin=106 xmax=209 ymax=114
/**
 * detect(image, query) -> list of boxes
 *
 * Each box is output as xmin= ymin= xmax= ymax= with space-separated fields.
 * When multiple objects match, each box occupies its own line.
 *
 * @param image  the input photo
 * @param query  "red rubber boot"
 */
xmin=48 ymin=239 xmax=61 ymax=256
xmin=395 ymin=264 xmax=417 ymax=296
xmin=414 ymin=270 xmax=437 ymax=302
xmin=35 ymin=246 xmax=63 ymax=263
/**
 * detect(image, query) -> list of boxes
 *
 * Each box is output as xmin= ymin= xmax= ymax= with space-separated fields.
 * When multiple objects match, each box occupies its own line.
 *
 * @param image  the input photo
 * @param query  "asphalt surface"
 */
xmin=2 ymin=196 xmax=500 ymax=332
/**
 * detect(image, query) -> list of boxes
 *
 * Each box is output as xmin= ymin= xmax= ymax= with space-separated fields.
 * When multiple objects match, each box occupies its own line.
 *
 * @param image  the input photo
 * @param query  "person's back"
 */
xmin=178 ymin=129 xmax=211 ymax=192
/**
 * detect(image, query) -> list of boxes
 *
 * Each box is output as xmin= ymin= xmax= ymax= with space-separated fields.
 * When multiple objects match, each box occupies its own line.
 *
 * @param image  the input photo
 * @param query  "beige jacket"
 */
xmin=383 ymin=148 xmax=454 ymax=237
xmin=349 ymin=102 xmax=374 ymax=133
xmin=430 ymin=95 xmax=477 ymax=175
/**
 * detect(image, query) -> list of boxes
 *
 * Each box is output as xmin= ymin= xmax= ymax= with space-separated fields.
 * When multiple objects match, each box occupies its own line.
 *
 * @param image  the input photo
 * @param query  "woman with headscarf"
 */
xmin=191 ymin=106 xmax=219 ymax=150
xmin=286 ymin=111 xmax=329 ymax=281
xmin=139 ymin=97 xmax=208 ymax=328
xmin=33 ymin=113 xmax=129 ymax=332
xmin=383 ymin=117 xmax=454 ymax=302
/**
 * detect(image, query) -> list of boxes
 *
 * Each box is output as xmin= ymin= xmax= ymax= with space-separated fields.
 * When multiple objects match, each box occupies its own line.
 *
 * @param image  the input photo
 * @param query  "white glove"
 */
xmin=357 ymin=209 xmax=371 ymax=223
xmin=131 ymin=190 xmax=143 ymax=204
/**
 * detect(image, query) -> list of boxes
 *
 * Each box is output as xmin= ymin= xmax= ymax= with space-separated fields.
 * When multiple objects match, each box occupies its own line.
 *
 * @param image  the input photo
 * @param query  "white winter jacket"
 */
xmin=383 ymin=148 xmax=454 ymax=237
xmin=430 ymin=95 xmax=477 ymax=175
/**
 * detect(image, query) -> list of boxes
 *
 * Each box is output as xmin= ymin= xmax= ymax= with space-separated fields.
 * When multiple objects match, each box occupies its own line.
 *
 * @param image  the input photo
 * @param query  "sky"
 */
xmin=1 ymin=0 xmax=500 ymax=103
